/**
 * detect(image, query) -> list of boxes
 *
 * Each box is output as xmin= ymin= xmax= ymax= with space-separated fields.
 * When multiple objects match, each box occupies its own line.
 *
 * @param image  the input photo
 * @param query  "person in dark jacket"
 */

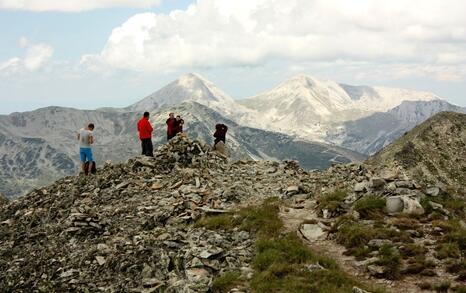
xmin=166 ymin=113 xmax=176 ymax=140
xmin=175 ymin=115 xmax=184 ymax=135
xmin=213 ymin=123 xmax=228 ymax=145
xmin=137 ymin=112 xmax=154 ymax=156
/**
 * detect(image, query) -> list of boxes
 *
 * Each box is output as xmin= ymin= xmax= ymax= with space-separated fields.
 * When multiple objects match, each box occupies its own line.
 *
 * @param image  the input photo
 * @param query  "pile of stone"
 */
xmin=0 ymin=136 xmax=308 ymax=292
xmin=313 ymin=163 xmax=447 ymax=218
xmin=150 ymin=135 xmax=224 ymax=173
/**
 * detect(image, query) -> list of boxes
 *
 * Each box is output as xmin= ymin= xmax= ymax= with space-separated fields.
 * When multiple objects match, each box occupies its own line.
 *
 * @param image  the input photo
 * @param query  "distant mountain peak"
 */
xmin=129 ymin=73 xmax=236 ymax=114
xmin=277 ymin=74 xmax=323 ymax=89
xmin=177 ymin=72 xmax=209 ymax=86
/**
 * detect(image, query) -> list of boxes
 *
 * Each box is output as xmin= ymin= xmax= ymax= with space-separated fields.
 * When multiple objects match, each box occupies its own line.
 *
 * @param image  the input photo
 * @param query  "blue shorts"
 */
xmin=80 ymin=147 xmax=94 ymax=162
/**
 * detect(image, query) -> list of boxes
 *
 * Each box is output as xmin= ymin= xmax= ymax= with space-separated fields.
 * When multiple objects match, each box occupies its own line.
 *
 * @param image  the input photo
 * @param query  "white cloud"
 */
xmin=0 ymin=39 xmax=54 ymax=75
xmin=0 ymin=0 xmax=162 ymax=12
xmin=85 ymin=0 xmax=466 ymax=82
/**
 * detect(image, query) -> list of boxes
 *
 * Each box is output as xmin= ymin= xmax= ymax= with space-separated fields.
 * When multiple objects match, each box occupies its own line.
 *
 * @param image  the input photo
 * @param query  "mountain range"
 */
xmin=1 ymin=73 xmax=464 ymax=198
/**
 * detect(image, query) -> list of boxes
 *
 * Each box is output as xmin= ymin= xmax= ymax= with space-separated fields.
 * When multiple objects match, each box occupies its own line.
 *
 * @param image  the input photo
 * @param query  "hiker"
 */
xmin=137 ymin=112 xmax=154 ymax=157
xmin=175 ymin=115 xmax=184 ymax=135
xmin=212 ymin=123 xmax=228 ymax=155
xmin=166 ymin=113 xmax=176 ymax=140
xmin=213 ymin=123 xmax=228 ymax=145
xmin=77 ymin=123 xmax=95 ymax=175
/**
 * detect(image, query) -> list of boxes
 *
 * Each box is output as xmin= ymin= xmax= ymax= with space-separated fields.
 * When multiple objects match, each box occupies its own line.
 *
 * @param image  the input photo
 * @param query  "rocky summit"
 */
xmin=1 ymin=115 xmax=466 ymax=292
xmin=0 ymin=135 xmax=307 ymax=292
xmin=368 ymin=111 xmax=466 ymax=192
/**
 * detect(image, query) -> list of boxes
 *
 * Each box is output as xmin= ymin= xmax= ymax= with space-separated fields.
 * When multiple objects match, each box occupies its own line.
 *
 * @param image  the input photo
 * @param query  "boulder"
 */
xmin=402 ymin=197 xmax=424 ymax=216
xmin=395 ymin=180 xmax=414 ymax=189
xmin=386 ymin=196 xmax=424 ymax=215
xmin=379 ymin=169 xmax=398 ymax=181
xmin=354 ymin=182 xmax=369 ymax=192
xmin=286 ymin=185 xmax=300 ymax=196
xmin=212 ymin=141 xmax=228 ymax=157
xmin=425 ymin=186 xmax=440 ymax=197
xmin=369 ymin=178 xmax=386 ymax=189
xmin=367 ymin=264 xmax=385 ymax=276
xmin=300 ymin=224 xmax=326 ymax=241
xmin=386 ymin=196 xmax=404 ymax=214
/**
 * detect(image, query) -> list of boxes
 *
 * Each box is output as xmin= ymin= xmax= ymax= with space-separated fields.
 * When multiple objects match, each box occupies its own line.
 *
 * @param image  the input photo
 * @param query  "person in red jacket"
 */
xmin=166 ymin=113 xmax=176 ymax=140
xmin=137 ymin=112 xmax=154 ymax=156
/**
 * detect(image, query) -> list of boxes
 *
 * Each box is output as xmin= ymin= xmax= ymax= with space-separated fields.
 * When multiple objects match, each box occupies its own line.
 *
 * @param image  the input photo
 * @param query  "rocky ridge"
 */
xmin=368 ymin=111 xmax=466 ymax=191
xmin=0 ymin=135 xmax=308 ymax=292
xmin=1 ymin=120 xmax=465 ymax=292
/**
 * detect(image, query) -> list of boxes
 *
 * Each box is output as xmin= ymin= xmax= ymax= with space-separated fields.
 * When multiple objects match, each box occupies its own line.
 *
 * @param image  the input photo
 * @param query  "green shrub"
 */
xmin=436 ymin=243 xmax=461 ymax=259
xmin=354 ymin=196 xmax=386 ymax=219
xmin=317 ymin=190 xmax=347 ymax=214
xmin=211 ymin=271 xmax=242 ymax=293
xmin=399 ymin=243 xmax=426 ymax=258
xmin=336 ymin=223 xmax=376 ymax=248
xmin=434 ymin=281 xmax=451 ymax=292
xmin=195 ymin=213 xmax=239 ymax=230
xmin=374 ymin=245 xmax=401 ymax=280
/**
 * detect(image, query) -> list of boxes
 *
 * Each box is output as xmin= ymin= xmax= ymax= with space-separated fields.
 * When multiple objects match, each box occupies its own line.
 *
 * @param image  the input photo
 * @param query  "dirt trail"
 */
xmin=279 ymin=201 xmax=447 ymax=293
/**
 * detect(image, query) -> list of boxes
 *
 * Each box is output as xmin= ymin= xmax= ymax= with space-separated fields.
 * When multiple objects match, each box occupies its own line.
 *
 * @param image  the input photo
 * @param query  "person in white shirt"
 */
xmin=77 ymin=123 xmax=95 ymax=175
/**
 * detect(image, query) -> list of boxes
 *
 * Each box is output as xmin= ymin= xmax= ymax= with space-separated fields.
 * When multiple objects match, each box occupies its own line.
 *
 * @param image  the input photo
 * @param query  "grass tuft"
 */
xmin=391 ymin=216 xmax=420 ymax=230
xmin=354 ymin=196 xmax=386 ymax=219
xmin=433 ymin=281 xmax=451 ymax=292
xmin=336 ymin=222 xmax=376 ymax=248
xmin=373 ymin=244 xmax=401 ymax=280
xmin=316 ymin=190 xmax=347 ymax=215
xmin=436 ymin=242 xmax=461 ymax=259
xmin=211 ymin=271 xmax=242 ymax=293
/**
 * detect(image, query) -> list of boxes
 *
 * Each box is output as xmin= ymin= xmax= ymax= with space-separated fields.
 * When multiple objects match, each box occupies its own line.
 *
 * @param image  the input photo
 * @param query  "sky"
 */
xmin=0 ymin=0 xmax=465 ymax=114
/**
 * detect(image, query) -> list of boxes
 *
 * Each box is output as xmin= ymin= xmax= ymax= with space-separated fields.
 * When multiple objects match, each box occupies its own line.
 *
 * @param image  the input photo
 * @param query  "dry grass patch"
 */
xmin=391 ymin=216 xmax=421 ymax=230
